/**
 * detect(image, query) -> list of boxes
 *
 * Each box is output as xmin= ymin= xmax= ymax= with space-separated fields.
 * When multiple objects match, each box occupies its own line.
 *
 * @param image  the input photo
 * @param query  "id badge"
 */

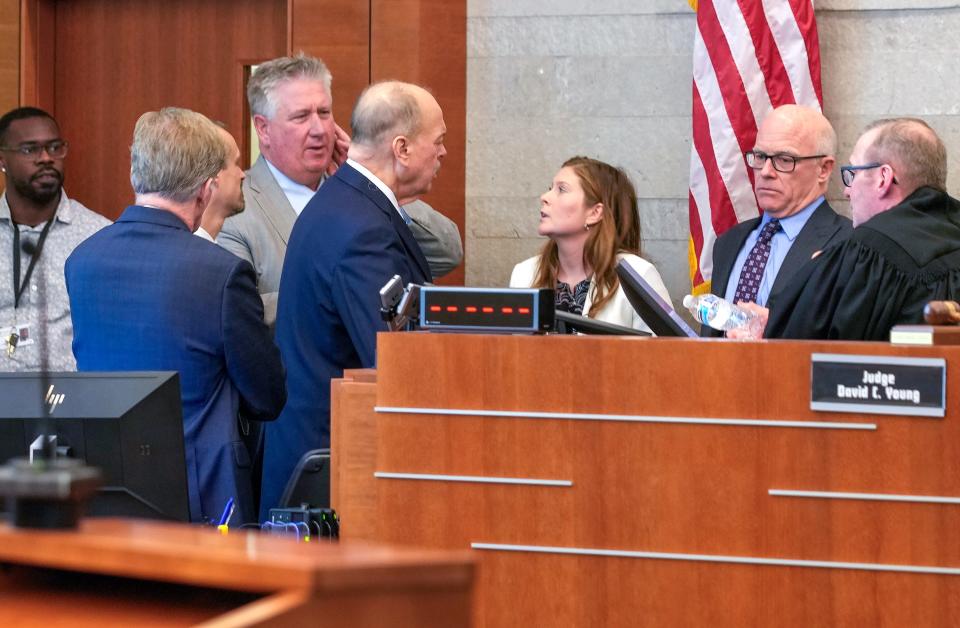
xmin=2 ymin=324 xmax=34 ymax=355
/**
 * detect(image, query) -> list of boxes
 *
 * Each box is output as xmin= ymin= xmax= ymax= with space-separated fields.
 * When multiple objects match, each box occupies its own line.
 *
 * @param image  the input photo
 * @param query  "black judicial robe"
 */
xmin=764 ymin=186 xmax=960 ymax=341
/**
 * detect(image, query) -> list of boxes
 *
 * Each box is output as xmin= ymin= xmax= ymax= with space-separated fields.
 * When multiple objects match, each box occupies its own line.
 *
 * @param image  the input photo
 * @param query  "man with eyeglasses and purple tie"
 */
xmin=0 ymin=107 xmax=109 ymax=371
xmin=703 ymin=104 xmax=852 ymax=337
xmin=758 ymin=118 xmax=960 ymax=340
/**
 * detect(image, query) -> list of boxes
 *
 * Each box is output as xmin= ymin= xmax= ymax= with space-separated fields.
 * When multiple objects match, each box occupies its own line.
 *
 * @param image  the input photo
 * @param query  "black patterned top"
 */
xmin=555 ymin=278 xmax=591 ymax=316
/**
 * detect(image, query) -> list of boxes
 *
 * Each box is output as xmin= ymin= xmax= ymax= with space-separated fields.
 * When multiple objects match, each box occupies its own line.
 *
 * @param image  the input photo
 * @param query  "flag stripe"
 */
xmin=713 ymin=2 xmax=773 ymax=134
xmin=689 ymin=146 xmax=714 ymax=281
xmin=688 ymin=192 xmax=707 ymax=287
xmin=696 ymin=0 xmax=758 ymax=155
xmin=693 ymin=28 xmax=759 ymax=226
xmin=763 ymin=0 xmax=819 ymax=108
xmin=737 ymin=0 xmax=795 ymax=106
xmin=788 ymin=0 xmax=823 ymax=105
xmin=691 ymin=82 xmax=739 ymax=237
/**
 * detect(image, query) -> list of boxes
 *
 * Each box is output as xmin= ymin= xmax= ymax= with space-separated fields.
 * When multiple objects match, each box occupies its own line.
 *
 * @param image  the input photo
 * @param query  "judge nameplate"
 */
xmin=810 ymin=353 xmax=946 ymax=417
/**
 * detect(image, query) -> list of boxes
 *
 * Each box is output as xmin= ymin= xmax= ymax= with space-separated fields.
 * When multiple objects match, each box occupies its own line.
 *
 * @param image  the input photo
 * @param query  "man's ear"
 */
xmin=252 ymin=114 xmax=270 ymax=147
xmin=392 ymin=135 xmax=410 ymax=164
xmin=818 ymin=156 xmax=836 ymax=184
xmin=199 ymin=177 xmax=218 ymax=209
xmin=878 ymin=164 xmax=897 ymax=197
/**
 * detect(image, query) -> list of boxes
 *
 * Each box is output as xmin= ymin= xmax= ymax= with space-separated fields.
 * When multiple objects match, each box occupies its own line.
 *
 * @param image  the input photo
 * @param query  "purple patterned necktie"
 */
xmin=733 ymin=219 xmax=781 ymax=305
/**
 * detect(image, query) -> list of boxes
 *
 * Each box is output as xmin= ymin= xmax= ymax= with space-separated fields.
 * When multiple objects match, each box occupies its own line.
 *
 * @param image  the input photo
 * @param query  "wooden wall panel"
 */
xmin=289 ymin=0 xmax=370 ymax=139
xmin=22 ymin=0 xmax=467 ymax=280
xmin=372 ymin=0 xmax=466 ymax=285
xmin=0 ymin=0 xmax=20 ymax=195
xmin=47 ymin=0 xmax=287 ymax=219
xmin=0 ymin=0 xmax=19 ymax=113
xmin=19 ymin=0 xmax=53 ymax=111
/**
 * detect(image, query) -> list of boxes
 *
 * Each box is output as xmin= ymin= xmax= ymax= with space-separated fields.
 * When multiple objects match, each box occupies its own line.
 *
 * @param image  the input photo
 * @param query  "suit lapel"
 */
xmin=247 ymin=156 xmax=298 ymax=245
xmin=771 ymin=201 xmax=838 ymax=296
xmin=712 ymin=218 xmax=758 ymax=297
xmin=337 ymin=164 xmax=433 ymax=282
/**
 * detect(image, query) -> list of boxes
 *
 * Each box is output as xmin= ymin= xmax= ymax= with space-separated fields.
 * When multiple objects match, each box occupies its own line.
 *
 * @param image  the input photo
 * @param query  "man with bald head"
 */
xmin=764 ymin=117 xmax=960 ymax=340
xmin=703 ymin=104 xmax=851 ymax=337
xmin=261 ymin=81 xmax=445 ymax=516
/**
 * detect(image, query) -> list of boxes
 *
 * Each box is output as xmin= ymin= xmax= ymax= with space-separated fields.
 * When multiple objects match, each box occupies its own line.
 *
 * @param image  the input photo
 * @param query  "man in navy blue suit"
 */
xmin=66 ymin=108 xmax=285 ymax=524
xmin=261 ymin=82 xmax=445 ymax=516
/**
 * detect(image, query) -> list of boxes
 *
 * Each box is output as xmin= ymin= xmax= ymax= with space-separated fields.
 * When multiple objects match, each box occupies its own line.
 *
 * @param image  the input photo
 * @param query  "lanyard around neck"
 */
xmin=12 ymin=217 xmax=55 ymax=310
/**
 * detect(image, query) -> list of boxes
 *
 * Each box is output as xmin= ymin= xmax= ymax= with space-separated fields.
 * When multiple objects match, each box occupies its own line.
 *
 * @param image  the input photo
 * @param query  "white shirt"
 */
xmin=194 ymin=226 xmax=215 ymax=242
xmin=263 ymin=158 xmax=318 ymax=216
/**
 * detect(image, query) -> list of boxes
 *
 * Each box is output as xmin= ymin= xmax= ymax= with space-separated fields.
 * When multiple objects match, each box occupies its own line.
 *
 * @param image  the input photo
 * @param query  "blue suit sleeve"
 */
xmin=221 ymin=260 xmax=286 ymax=419
xmin=330 ymin=221 xmax=409 ymax=367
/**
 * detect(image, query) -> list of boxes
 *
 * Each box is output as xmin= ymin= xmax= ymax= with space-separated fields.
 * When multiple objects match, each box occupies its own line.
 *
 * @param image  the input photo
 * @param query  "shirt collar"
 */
xmin=263 ymin=158 xmax=323 ymax=215
xmin=761 ymin=195 xmax=823 ymax=241
xmin=346 ymin=158 xmax=401 ymax=211
xmin=194 ymin=226 xmax=215 ymax=242
xmin=0 ymin=189 xmax=73 ymax=225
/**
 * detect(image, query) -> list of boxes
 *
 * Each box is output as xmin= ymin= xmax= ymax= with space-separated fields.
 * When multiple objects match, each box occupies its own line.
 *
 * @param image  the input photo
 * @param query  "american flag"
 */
xmin=687 ymin=0 xmax=823 ymax=294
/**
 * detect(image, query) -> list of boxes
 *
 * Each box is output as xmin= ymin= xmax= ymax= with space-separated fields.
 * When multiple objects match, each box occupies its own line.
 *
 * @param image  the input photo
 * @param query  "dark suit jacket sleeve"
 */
xmin=330 ymin=221 xmax=411 ymax=368
xmin=221 ymin=260 xmax=286 ymax=419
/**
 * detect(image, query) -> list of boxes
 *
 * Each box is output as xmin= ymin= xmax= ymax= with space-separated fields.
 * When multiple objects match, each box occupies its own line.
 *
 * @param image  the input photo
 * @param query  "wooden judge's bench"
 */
xmin=332 ymin=332 xmax=960 ymax=627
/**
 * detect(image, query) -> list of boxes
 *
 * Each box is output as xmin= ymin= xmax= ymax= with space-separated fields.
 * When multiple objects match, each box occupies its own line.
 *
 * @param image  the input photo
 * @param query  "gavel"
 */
xmin=923 ymin=301 xmax=960 ymax=325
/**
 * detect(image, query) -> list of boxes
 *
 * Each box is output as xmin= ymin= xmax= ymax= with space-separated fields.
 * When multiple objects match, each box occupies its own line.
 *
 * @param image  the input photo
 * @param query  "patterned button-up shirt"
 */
xmin=0 ymin=191 xmax=110 ymax=371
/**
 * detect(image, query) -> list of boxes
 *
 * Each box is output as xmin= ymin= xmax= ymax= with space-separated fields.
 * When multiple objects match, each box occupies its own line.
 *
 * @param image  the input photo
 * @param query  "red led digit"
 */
xmin=465 ymin=306 xmax=478 ymax=313
xmin=482 ymin=307 xmax=494 ymax=313
xmin=446 ymin=306 xmax=458 ymax=312
xmin=502 ymin=307 xmax=514 ymax=314
xmin=518 ymin=307 xmax=530 ymax=314
xmin=429 ymin=305 xmax=442 ymax=312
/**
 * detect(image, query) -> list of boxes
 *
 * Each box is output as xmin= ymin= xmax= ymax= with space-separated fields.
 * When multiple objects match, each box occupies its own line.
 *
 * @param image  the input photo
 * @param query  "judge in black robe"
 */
xmin=764 ymin=186 xmax=960 ymax=340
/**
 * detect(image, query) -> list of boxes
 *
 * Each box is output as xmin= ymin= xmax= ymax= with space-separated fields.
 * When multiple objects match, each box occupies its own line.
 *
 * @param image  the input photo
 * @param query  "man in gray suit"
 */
xmin=218 ymin=54 xmax=462 ymax=327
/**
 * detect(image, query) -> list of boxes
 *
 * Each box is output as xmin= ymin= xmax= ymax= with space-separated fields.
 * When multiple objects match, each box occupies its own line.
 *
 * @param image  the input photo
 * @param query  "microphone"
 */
xmin=21 ymin=236 xmax=37 ymax=257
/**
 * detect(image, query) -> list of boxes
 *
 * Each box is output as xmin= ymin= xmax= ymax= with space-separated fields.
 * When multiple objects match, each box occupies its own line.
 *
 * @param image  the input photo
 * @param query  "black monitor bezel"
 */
xmin=616 ymin=261 xmax=698 ymax=338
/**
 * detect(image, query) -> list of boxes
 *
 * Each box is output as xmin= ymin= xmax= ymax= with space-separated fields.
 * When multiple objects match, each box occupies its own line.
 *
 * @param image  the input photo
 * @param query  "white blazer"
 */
xmin=509 ymin=252 xmax=672 ymax=334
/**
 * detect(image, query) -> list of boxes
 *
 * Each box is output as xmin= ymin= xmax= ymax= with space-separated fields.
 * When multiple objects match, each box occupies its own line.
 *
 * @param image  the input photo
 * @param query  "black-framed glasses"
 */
xmin=0 ymin=140 xmax=69 ymax=159
xmin=745 ymin=150 xmax=826 ymax=173
xmin=840 ymin=162 xmax=898 ymax=187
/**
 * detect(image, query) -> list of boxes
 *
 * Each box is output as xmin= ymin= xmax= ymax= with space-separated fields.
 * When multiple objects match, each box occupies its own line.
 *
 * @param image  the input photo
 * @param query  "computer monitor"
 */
xmin=0 ymin=371 xmax=190 ymax=521
xmin=616 ymin=261 xmax=699 ymax=338
xmin=554 ymin=311 xmax=650 ymax=336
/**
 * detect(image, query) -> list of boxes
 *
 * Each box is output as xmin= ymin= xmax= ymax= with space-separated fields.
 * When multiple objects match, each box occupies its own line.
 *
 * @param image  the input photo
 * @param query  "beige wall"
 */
xmin=465 ymin=0 xmax=960 ymax=307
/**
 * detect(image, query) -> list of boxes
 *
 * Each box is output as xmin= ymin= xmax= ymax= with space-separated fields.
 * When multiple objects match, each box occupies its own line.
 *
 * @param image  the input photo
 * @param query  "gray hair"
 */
xmin=247 ymin=53 xmax=333 ymax=119
xmin=350 ymin=81 xmax=422 ymax=148
xmin=863 ymin=117 xmax=947 ymax=192
xmin=130 ymin=107 xmax=227 ymax=203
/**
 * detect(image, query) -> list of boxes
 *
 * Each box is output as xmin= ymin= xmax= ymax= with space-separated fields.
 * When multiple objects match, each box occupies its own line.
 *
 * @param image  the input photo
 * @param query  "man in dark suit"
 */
xmin=703 ymin=105 xmax=851 ymax=337
xmin=66 ymin=108 xmax=285 ymax=524
xmin=261 ymin=81 xmax=444 ymax=517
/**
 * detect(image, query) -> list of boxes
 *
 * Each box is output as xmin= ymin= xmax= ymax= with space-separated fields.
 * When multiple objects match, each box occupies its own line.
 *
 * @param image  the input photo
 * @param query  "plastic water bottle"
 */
xmin=682 ymin=294 xmax=758 ymax=333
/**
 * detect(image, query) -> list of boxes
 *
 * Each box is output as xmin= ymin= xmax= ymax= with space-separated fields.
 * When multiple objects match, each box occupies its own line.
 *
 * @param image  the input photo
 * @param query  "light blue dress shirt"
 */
xmin=724 ymin=196 xmax=823 ymax=307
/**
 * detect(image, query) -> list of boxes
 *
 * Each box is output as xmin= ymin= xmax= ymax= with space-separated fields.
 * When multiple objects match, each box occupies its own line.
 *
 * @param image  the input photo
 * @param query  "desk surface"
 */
xmin=0 ymin=518 xmax=474 ymax=627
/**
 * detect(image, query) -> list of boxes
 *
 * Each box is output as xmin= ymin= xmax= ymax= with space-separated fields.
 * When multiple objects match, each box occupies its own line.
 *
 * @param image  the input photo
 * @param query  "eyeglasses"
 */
xmin=745 ymin=150 xmax=826 ymax=173
xmin=0 ymin=140 xmax=69 ymax=159
xmin=840 ymin=162 xmax=898 ymax=187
